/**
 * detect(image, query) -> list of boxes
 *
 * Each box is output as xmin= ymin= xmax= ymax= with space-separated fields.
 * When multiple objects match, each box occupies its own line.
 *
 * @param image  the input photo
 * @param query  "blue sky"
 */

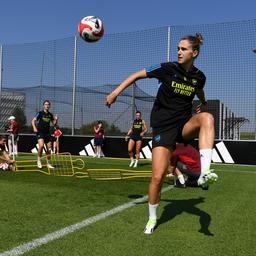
xmin=0 ymin=0 xmax=255 ymax=44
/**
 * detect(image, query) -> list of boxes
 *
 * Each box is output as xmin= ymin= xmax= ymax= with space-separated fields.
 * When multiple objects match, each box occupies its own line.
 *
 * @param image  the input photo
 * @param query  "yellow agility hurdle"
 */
xmin=75 ymin=169 xmax=152 ymax=180
xmin=15 ymin=153 xmax=152 ymax=180
xmin=15 ymin=152 xmax=85 ymax=177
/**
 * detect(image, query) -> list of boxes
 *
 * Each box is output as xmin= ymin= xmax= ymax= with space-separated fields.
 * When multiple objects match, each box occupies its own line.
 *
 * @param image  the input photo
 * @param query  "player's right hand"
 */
xmin=106 ymin=92 xmax=117 ymax=108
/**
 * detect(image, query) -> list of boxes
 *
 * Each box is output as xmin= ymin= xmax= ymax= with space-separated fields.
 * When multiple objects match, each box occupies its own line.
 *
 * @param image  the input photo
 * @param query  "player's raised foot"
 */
xmin=129 ymin=159 xmax=135 ymax=167
xmin=198 ymin=170 xmax=218 ymax=186
xmin=37 ymin=161 xmax=42 ymax=169
xmin=144 ymin=218 xmax=157 ymax=234
xmin=47 ymin=163 xmax=54 ymax=169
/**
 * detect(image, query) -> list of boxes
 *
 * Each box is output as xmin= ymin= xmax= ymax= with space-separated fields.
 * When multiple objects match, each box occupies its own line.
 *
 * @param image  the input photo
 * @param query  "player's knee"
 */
xmin=151 ymin=173 xmax=164 ymax=186
xmin=200 ymin=112 xmax=214 ymax=127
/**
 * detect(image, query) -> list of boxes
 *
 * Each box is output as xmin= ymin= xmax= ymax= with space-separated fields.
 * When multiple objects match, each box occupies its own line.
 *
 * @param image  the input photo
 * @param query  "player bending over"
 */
xmin=106 ymin=33 xmax=218 ymax=234
xmin=31 ymin=100 xmax=58 ymax=169
xmin=167 ymin=143 xmax=209 ymax=190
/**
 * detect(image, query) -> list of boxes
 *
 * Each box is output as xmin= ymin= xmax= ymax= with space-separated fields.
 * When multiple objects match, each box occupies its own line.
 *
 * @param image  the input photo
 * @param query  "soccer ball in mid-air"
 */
xmin=78 ymin=16 xmax=104 ymax=43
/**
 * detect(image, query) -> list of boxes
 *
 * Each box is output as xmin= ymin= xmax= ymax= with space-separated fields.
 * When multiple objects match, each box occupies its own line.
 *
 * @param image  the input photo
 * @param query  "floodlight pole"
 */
xmin=253 ymin=48 xmax=256 ymax=140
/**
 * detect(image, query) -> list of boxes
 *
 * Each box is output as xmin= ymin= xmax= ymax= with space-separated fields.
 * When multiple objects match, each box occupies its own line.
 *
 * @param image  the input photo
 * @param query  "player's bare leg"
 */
xmin=133 ymin=140 xmax=142 ymax=167
xmin=46 ymin=141 xmax=54 ymax=169
xmin=182 ymin=112 xmax=218 ymax=186
xmin=144 ymin=146 xmax=171 ymax=234
xmin=128 ymin=139 xmax=135 ymax=167
xmin=37 ymin=139 xmax=45 ymax=169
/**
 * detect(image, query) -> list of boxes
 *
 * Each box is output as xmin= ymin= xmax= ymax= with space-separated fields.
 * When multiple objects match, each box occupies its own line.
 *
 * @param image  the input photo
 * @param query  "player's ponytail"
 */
xmin=180 ymin=33 xmax=203 ymax=58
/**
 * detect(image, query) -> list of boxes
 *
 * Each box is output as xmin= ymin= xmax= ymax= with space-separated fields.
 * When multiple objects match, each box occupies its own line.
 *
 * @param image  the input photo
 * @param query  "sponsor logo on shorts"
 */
xmin=154 ymin=135 xmax=161 ymax=142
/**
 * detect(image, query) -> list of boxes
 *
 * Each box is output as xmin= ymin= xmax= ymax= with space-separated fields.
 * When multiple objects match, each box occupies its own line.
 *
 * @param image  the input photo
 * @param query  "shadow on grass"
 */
xmin=158 ymin=197 xmax=214 ymax=236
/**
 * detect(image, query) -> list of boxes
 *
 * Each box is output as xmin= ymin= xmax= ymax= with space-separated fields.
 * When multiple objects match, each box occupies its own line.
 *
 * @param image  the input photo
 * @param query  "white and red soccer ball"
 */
xmin=78 ymin=16 xmax=104 ymax=43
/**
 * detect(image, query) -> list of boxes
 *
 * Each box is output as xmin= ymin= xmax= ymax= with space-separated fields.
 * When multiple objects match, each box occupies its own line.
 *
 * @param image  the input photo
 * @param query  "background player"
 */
xmin=125 ymin=111 xmax=148 ymax=167
xmin=106 ymin=33 xmax=218 ymax=234
xmin=167 ymin=143 xmax=209 ymax=190
xmin=31 ymin=100 xmax=58 ymax=169
xmin=93 ymin=120 xmax=105 ymax=158
xmin=7 ymin=116 xmax=19 ymax=157
xmin=0 ymin=135 xmax=15 ymax=171
xmin=53 ymin=125 xmax=62 ymax=154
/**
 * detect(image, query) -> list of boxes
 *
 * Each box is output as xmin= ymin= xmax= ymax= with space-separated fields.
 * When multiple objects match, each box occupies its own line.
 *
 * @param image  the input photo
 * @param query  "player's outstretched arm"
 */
xmin=141 ymin=120 xmax=148 ymax=137
xmin=31 ymin=117 xmax=38 ymax=133
xmin=53 ymin=115 xmax=58 ymax=126
xmin=106 ymin=69 xmax=147 ymax=108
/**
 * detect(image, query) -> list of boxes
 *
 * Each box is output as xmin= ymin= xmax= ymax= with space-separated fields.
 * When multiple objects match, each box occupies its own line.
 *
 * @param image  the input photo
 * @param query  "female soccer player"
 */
xmin=93 ymin=121 xmax=105 ymax=158
xmin=7 ymin=115 xmax=19 ymax=157
xmin=106 ymin=33 xmax=218 ymax=234
xmin=126 ymin=111 xmax=148 ymax=167
xmin=0 ymin=135 xmax=15 ymax=171
xmin=53 ymin=125 xmax=62 ymax=154
xmin=32 ymin=100 xmax=58 ymax=169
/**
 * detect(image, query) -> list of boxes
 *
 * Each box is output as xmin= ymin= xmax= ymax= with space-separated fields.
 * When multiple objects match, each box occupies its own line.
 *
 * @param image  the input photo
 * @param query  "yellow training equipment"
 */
xmin=15 ymin=152 xmax=85 ymax=176
xmin=75 ymin=169 xmax=151 ymax=180
xmin=15 ymin=153 xmax=152 ymax=180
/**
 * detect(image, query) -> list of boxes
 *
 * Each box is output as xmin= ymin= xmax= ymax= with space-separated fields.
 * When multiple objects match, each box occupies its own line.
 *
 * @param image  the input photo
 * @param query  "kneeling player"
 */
xmin=168 ymin=143 xmax=209 ymax=189
xmin=0 ymin=135 xmax=15 ymax=171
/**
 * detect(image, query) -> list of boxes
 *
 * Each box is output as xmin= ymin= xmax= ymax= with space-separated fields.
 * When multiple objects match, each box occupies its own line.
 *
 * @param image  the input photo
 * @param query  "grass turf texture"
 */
xmin=0 ymin=156 xmax=255 ymax=256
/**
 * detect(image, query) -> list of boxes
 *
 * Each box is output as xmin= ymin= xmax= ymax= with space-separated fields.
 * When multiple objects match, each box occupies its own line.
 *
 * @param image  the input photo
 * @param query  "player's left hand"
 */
xmin=106 ymin=92 xmax=117 ymax=108
xmin=196 ymin=102 xmax=207 ymax=113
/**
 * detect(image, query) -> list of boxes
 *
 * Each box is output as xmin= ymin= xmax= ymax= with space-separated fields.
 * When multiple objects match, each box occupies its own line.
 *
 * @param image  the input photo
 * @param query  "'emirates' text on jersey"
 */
xmin=35 ymin=111 xmax=54 ymax=134
xmin=146 ymin=62 xmax=206 ymax=128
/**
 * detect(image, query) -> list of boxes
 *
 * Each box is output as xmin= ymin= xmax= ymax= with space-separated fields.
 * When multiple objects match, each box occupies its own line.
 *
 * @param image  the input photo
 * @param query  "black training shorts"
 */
xmin=152 ymin=116 xmax=191 ymax=150
xmin=130 ymin=135 xmax=142 ymax=142
xmin=36 ymin=133 xmax=52 ymax=143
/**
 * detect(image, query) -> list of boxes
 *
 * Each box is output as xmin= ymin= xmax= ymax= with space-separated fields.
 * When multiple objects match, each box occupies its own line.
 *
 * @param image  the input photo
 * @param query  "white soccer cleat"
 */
xmin=198 ymin=171 xmax=218 ymax=186
xmin=133 ymin=161 xmax=138 ymax=168
xmin=144 ymin=218 xmax=157 ymax=234
xmin=37 ymin=161 xmax=42 ymax=169
xmin=47 ymin=163 xmax=54 ymax=169
xmin=129 ymin=159 xmax=135 ymax=167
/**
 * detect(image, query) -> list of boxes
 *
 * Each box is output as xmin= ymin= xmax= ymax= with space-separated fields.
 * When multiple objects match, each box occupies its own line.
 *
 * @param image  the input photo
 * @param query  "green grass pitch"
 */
xmin=0 ymin=155 xmax=256 ymax=256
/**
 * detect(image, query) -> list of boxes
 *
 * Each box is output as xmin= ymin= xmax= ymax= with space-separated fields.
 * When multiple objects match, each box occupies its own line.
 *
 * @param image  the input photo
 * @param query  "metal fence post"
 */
xmin=131 ymin=82 xmax=135 ymax=121
xmin=71 ymin=36 xmax=78 ymax=136
xmin=167 ymin=26 xmax=171 ymax=62
xmin=253 ymin=48 xmax=256 ymax=140
xmin=38 ymin=52 xmax=45 ymax=112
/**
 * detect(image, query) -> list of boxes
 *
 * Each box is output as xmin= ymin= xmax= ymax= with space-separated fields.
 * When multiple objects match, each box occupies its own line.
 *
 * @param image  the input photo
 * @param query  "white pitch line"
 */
xmin=0 ymin=186 xmax=173 ymax=256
